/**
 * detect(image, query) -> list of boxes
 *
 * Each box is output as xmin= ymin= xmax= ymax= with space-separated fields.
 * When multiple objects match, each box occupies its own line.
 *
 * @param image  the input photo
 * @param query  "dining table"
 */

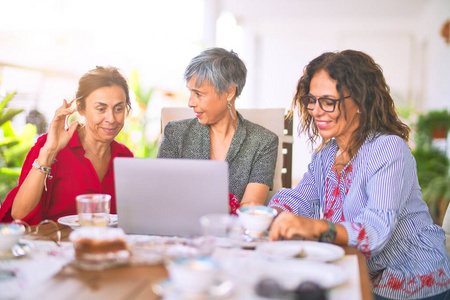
xmin=0 ymin=223 xmax=374 ymax=300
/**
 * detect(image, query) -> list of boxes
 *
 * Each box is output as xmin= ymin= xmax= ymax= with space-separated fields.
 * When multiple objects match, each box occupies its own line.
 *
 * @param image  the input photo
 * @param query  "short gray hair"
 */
xmin=184 ymin=47 xmax=247 ymax=98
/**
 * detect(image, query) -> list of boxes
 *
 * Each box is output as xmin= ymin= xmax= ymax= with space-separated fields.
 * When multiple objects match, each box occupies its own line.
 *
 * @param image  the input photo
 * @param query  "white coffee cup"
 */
xmin=167 ymin=257 xmax=219 ymax=293
xmin=237 ymin=206 xmax=278 ymax=235
xmin=0 ymin=223 xmax=26 ymax=252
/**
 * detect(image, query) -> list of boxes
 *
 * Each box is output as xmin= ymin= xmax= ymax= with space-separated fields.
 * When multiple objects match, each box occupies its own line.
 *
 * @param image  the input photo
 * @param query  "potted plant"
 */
xmin=414 ymin=109 xmax=450 ymax=150
xmin=413 ymin=109 xmax=450 ymax=225
xmin=421 ymin=171 xmax=450 ymax=226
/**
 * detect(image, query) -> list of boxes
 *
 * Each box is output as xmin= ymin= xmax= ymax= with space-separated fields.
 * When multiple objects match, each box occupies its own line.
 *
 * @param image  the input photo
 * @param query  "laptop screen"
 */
xmin=114 ymin=157 xmax=229 ymax=236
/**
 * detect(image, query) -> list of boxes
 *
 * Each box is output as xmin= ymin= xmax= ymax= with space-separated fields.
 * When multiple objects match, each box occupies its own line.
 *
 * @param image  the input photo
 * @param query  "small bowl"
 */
xmin=237 ymin=206 xmax=278 ymax=235
xmin=167 ymin=257 xmax=219 ymax=292
xmin=0 ymin=223 xmax=26 ymax=252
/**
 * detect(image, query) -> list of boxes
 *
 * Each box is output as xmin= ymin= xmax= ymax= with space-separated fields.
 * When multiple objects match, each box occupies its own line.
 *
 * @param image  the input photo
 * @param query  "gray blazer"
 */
xmin=157 ymin=112 xmax=278 ymax=202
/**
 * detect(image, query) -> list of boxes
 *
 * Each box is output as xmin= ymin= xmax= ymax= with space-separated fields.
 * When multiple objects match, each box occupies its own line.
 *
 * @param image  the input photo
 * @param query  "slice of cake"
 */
xmin=70 ymin=227 xmax=130 ymax=262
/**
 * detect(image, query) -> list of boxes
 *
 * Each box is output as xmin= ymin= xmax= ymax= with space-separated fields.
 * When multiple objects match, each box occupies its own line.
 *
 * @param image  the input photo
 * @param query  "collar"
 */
xmin=192 ymin=111 xmax=247 ymax=161
xmin=67 ymin=130 xmax=129 ymax=157
xmin=225 ymin=111 xmax=246 ymax=162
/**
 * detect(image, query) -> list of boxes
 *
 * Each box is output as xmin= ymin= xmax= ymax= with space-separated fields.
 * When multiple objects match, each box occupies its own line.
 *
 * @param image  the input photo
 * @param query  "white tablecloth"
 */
xmin=0 ymin=237 xmax=362 ymax=300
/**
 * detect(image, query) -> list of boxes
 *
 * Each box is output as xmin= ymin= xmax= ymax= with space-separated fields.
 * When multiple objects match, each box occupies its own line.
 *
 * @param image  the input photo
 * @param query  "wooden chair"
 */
xmin=442 ymin=203 xmax=450 ymax=254
xmin=160 ymin=107 xmax=293 ymax=203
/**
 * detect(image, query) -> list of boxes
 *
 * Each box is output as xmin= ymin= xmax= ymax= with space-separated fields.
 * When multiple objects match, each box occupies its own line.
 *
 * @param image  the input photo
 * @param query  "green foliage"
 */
xmin=0 ymin=92 xmax=23 ymax=127
xmin=412 ymin=109 xmax=450 ymax=224
xmin=0 ymin=92 xmax=37 ymax=202
xmin=115 ymin=70 xmax=159 ymax=158
xmin=422 ymin=174 xmax=450 ymax=223
xmin=129 ymin=70 xmax=154 ymax=107
xmin=414 ymin=109 xmax=450 ymax=150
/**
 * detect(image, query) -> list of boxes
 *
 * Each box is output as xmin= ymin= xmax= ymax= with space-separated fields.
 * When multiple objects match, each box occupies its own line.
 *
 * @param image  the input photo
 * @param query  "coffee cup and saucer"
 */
xmin=236 ymin=206 xmax=278 ymax=244
xmin=153 ymin=257 xmax=234 ymax=298
xmin=0 ymin=222 xmax=34 ymax=259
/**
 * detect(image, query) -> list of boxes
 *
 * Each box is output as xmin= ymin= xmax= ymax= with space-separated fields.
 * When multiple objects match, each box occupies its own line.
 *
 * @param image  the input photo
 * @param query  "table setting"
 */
xmin=0 ymin=194 xmax=368 ymax=300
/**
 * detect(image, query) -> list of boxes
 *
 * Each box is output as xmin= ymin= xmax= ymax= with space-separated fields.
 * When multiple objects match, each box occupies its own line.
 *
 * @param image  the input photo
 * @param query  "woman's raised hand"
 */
xmin=42 ymin=99 xmax=79 ymax=159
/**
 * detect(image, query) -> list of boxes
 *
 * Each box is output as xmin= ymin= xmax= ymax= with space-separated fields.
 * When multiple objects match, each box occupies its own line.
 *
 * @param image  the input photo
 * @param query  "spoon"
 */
xmin=11 ymin=244 xmax=26 ymax=258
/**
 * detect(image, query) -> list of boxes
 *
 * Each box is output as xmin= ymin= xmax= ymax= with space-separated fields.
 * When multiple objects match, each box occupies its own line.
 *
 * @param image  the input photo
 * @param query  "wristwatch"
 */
xmin=319 ymin=220 xmax=337 ymax=243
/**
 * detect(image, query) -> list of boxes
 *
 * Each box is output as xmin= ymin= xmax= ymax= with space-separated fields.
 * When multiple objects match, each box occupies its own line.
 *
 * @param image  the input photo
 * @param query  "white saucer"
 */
xmin=256 ymin=240 xmax=345 ymax=262
xmin=58 ymin=214 xmax=118 ymax=228
xmin=152 ymin=278 xmax=234 ymax=298
xmin=70 ymin=257 xmax=130 ymax=271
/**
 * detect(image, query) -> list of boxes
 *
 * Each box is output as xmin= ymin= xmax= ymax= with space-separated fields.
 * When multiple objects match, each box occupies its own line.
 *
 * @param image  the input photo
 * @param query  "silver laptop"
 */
xmin=114 ymin=158 xmax=229 ymax=236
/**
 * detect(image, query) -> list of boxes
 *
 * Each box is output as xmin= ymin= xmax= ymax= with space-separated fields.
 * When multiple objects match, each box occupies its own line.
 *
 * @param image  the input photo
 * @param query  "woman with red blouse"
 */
xmin=0 ymin=66 xmax=134 ymax=225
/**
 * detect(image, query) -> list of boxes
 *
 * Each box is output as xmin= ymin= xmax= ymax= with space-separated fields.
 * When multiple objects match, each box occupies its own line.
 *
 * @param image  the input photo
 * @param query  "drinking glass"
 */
xmin=199 ymin=214 xmax=242 ymax=249
xmin=76 ymin=194 xmax=111 ymax=227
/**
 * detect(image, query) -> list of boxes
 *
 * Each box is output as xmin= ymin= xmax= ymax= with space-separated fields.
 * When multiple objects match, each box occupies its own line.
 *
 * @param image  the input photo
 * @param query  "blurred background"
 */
xmin=1 ymin=0 xmax=449 ymax=222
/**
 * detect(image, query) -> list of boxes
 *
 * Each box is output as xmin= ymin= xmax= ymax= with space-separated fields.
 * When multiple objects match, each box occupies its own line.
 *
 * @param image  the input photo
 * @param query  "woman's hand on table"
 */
xmin=269 ymin=212 xmax=327 ymax=241
xmin=269 ymin=211 xmax=349 ymax=245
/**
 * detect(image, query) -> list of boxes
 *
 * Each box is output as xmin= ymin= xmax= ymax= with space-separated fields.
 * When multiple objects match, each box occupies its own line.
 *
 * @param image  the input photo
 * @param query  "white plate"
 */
xmin=256 ymin=240 xmax=345 ymax=262
xmin=58 ymin=214 xmax=118 ymax=228
xmin=152 ymin=278 xmax=234 ymax=298
xmin=127 ymin=235 xmax=210 ymax=258
xmin=70 ymin=256 xmax=130 ymax=271
xmin=254 ymin=259 xmax=348 ymax=289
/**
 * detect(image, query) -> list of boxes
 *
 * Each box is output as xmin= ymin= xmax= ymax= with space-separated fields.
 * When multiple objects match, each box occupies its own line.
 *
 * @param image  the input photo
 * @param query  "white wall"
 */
xmin=1 ymin=0 xmax=448 ymax=183
xmin=222 ymin=0 xmax=450 ymax=183
xmin=418 ymin=1 xmax=450 ymax=111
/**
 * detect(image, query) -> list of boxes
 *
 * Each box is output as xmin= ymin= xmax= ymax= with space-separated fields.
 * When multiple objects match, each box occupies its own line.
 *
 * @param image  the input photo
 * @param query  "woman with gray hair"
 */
xmin=158 ymin=48 xmax=278 ymax=211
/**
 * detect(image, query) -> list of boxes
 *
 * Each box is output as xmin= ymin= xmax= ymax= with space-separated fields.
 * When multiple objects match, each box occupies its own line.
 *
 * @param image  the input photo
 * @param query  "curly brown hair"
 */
xmin=291 ymin=50 xmax=410 ymax=157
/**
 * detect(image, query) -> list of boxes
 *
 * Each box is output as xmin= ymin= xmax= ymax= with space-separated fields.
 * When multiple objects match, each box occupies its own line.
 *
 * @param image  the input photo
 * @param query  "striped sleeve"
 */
xmin=269 ymin=154 xmax=320 ymax=219
xmin=341 ymin=136 xmax=413 ymax=257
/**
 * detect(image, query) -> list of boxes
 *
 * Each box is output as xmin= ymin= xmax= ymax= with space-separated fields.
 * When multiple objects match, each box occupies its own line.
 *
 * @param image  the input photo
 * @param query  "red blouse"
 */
xmin=0 ymin=131 xmax=133 ymax=225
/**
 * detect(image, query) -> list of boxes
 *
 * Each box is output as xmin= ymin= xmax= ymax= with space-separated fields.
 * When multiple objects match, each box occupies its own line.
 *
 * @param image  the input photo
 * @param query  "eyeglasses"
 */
xmin=300 ymin=94 xmax=351 ymax=113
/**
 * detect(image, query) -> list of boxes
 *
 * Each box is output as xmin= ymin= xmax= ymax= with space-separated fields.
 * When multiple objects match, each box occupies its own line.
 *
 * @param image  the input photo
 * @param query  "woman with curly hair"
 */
xmin=268 ymin=50 xmax=449 ymax=299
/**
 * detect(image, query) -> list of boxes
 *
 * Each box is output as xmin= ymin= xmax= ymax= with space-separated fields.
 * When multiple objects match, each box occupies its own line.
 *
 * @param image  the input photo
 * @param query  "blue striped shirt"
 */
xmin=269 ymin=134 xmax=450 ymax=299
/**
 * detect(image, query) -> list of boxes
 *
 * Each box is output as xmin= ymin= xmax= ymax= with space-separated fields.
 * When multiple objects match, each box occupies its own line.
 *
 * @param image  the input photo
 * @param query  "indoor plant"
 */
xmin=413 ymin=109 xmax=450 ymax=225
xmin=414 ymin=109 xmax=450 ymax=150
xmin=115 ymin=70 xmax=159 ymax=158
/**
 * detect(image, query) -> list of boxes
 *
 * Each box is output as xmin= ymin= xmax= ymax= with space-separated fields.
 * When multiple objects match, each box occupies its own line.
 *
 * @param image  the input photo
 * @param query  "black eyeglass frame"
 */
xmin=300 ymin=94 xmax=351 ymax=113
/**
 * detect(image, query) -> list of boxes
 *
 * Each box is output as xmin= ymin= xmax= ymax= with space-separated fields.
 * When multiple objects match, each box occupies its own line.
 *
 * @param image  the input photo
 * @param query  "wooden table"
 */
xmin=25 ymin=223 xmax=374 ymax=300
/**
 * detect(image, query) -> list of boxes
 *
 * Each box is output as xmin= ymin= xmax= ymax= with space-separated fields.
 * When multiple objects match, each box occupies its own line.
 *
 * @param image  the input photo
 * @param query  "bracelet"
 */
xmin=32 ymin=159 xmax=54 ymax=191
xmin=32 ymin=159 xmax=52 ymax=174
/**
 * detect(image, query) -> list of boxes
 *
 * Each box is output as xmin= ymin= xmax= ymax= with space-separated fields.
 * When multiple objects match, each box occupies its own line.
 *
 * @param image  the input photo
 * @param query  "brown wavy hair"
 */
xmin=291 ymin=50 xmax=410 ymax=157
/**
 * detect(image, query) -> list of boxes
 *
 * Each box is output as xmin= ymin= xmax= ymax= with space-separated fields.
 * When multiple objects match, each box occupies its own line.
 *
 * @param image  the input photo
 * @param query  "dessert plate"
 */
xmin=58 ymin=214 xmax=118 ymax=228
xmin=255 ymin=240 xmax=345 ymax=262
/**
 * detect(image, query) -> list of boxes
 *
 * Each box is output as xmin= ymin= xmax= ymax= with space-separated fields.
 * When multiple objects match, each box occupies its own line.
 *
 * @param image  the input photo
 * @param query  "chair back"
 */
xmin=160 ymin=107 xmax=293 ymax=203
xmin=442 ymin=203 xmax=450 ymax=254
